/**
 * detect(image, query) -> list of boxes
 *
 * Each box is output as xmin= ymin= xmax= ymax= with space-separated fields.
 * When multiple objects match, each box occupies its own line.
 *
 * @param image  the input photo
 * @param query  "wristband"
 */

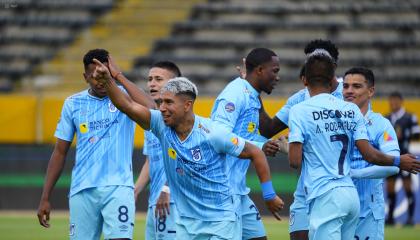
xmin=112 ymin=71 xmax=123 ymax=79
xmin=393 ymin=155 xmax=400 ymax=167
xmin=161 ymin=185 xmax=170 ymax=194
xmin=261 ymin=181 xmax=276 ymax=200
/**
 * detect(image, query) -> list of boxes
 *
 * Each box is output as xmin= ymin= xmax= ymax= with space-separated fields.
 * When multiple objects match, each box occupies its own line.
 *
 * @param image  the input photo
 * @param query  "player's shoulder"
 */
xmin=63 ymin=89 xmax=89 ymax=106
xmin=369 ymin=111 xmax=392 ymax=127
xmin=287 ymin=88 xmax=308 ymax=103
xmin=217 ymin=77 xmax=248 ymax=99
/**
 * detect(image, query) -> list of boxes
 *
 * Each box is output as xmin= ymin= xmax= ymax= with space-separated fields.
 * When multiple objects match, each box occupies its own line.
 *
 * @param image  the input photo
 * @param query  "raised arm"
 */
xmin=356 ymin=139 xmax=420 ymax=173
xmin=238 ymin=142 xmax=284 ymax=220
xmin=93 ymin=58 xmax=151 ymax=130
xmin=37 ymin=138 xmax=71 ymax=228
xmin=107 ymin=56 xmax=156 ymax=109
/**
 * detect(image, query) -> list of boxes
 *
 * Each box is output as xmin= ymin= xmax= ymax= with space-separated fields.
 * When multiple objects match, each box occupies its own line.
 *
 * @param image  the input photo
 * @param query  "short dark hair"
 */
xmin=304 ymin=39 xmax=339 ymax=64
xmin=83 ymin=49 xmax=109 ymax=70
xmin=344 ymin=67 xmax=375 ymax=87
xmin=245 ymin=48 xmax=277 ymax=73
xmin=305 ymin=54 xmax=335 ymax=88
xmin=389 ymin=91 xmax=403 ymax=100
xmin=152 ymin=61 xmax=182 ymax=77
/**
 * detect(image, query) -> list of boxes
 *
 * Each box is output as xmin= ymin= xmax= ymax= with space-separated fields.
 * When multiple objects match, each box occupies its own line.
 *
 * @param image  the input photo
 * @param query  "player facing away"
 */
xmin=37 ymin=49 xmax=156 ymax=240
xmin=257 ymin=39 xmax=342 ymax=240
xmin=343 ymin=67 xmax=400 ymax=240
xmin=385 ymin=91 xmax=420 ymax=226
xmin=288 ymin=54 xmax=420 ymax=240
xmin=133 ymin=61 xmax=182 ymax=239
xmin=211 ymin=47 xmax=283 ymax=240
xmin=92 ymin=60 xmax=284 ymax=239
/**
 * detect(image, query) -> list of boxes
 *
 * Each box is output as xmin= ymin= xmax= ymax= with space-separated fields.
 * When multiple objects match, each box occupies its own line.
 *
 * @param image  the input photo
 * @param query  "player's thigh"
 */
xmin=147 ymin=203 xmax=178 ymax=240
xmin=69 ymin=188 xmax=103 ymax=240
xmin=101 ymin=186 xmax=135 ymax=240
xmin=354 ymin=213 xmax=384 ymax=240
xmin=289 ymin=200 xmax=309 ymax=234
xmin=240 ymin=195 xmax=266 ymax=239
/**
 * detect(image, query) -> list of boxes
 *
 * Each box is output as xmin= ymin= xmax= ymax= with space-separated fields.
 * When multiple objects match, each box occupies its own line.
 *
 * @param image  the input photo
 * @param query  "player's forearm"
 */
xmin=350 ymin=165 xmax=399 ymax=179
xmin=104 ymin=79 xmax=134 ymax=113
xmin=115 ymin=74 xmax=155 ymax=109
xmin=40 ymin=151 xmax=66 ymax=201
xmin=358 ymin=141 xmax=395 ymax=166
xmin=288 ymin=142 xmax=302 ymax=169
xmin=251 ymin=148 xmax=272 ymax=183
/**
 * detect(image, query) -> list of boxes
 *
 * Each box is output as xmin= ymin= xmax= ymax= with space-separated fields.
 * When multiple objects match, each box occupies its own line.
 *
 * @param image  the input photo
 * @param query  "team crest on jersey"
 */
xmin=79 ymin=122 xmax=88 ymax=134
xmin=190 ymin=148 xmax=202 ymax=162
xmin=383 ymin=131 xmax=394 ymax=141
xmin=247 ymin=122 xmax=256 ymax=133
xmin=69 ymin=223 xmax=75 ymax=236
xmin=225 ymin=102 xmax=235 ymax=113
xmin=168 ymin=148 xmax=177 ymax=160
xmin=108 ymin=102 xmax=117 ymax=112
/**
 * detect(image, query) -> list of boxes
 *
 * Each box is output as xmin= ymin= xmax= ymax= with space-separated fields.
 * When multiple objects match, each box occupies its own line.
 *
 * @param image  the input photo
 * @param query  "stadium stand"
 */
xmin=131 ymin=0 xmax=420 ymax=96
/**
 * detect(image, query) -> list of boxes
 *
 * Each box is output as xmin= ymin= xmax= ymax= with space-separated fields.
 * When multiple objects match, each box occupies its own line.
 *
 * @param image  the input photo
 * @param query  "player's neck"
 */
xmin=246 ymin=76 xmax=261 ymax=93
xmin=331 ymin=78 xmax=339 ymax=92
xmin=360 ymin=104 xmax=369 ymax=115
xmin=175 ymin=113 xmax=195 ymax=141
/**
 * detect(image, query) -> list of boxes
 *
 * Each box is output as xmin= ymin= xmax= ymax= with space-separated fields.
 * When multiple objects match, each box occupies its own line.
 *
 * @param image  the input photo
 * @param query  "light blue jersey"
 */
xmin=351 ymin=111 xmax=400 ymax=219
xmin=143 ymin=130 xmax=174 ymax=207
xmin=211 ymin=77 xmax=264 ymax=195
xmin=288 ymin=93 xmax=368 ymax=203
xmin=149 ymin=109 xmax=246 ymax=221
xmin=55 ymin=88 xmax=135 ymax=197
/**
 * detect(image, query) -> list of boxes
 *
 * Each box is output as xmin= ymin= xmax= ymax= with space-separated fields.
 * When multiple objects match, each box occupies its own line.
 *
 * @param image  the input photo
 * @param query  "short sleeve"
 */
xmin=211 ymin=98 xmax=243 ymax=131
xmin=288 ymin=106 xmax=304 ymax=143
xmin=353 ymin=107 xmax=369 ymax=141
xmin=275 ymin=90 xmax=306 ymax=126
xmin=209 ymin=123 xmax=246 ymax=157
xmin=54 ymin=100 xmax=75 ymax=142
xmin=149 ymin=109 xmax=165 ymax=139
xmin=378 ymin=118 xmax=400 ymax=156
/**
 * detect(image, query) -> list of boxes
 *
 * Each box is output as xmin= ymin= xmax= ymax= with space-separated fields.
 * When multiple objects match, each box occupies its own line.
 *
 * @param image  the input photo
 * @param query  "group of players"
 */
xmin=36 ymin=39 xmax=420 ymax=240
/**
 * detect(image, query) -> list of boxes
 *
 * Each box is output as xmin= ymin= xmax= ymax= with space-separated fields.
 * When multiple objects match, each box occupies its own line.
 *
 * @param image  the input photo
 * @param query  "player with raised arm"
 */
xmin=211 ymin=47 xmax=283 ymax=240
xmin=37 ymin=49 xmax=155 ymax=240
xmin=133 ymin=61 xmax=182 ymax=239
xmin=92 ymin=60 xmax=284 ymax=239
xmin=288 ymin=54 xmax=420 ymax=240
xmin=343 ymin=67 xmax=400 ymax=240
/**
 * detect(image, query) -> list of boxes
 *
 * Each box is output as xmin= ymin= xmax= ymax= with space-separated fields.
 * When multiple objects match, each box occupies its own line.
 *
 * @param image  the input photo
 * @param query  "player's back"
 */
xmin=289 ymin=93 xmax=367 ymax=202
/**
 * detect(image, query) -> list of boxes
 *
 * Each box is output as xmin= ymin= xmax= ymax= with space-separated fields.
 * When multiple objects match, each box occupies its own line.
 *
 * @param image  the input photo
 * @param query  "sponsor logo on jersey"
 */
xmin=168 ymin=148 xmax=177 ymax=160
xmin=79 ymin=122 xmax=88 ymax=134
xmin=225 ymin=102 xmax=235 ymax=113
xmin=231 ymin=137 xmax=239 ymax=146
xmin=247 ymin=122 xmax=256 ymax=133
xmin=69 ymin=223 xmax=75 ymax=236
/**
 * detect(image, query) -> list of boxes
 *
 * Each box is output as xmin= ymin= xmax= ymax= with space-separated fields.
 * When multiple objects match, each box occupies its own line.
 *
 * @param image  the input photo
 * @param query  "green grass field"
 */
xmin=0 ymin=211 xmax=418 ymax=239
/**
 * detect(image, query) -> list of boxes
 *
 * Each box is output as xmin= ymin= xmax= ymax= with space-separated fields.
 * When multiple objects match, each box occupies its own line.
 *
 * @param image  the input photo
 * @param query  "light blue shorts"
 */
xmin=176 ymin=216 xmax=240 ymax=240
xmin=233 ymin=194 xmax=266 ymax=239
xmin=289 ymin=196 xmax=309 ymax=233
xmin=355 ymin=212 xmax=384 ymax=240
xmin=145 ymin=203 xmax=178 ymax=240
xmin=69 ymin=185 xmax=135 ymax=240
xmin=309 ymin=187 xmax=360 ymax=240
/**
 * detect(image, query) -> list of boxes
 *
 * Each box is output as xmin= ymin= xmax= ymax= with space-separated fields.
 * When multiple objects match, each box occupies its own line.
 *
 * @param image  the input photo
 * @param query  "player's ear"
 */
xmin=184 ymin=98 xmax=193 ymax=112
xmin=368 ymin=86 xmax=375 ymax=98
xmin=83 ymin=72 xmax=88 ymax=82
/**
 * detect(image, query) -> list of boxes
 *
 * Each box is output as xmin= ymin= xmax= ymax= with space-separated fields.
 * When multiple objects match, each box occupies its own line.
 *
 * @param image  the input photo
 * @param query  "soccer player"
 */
xmin=257 ymin=39 xmax=342 ymax=240
xmin=134 ymin=61 xmax=182 ymax=239
xmin=385 ymin=91 xmax=420 ymax=226
xmin=37 ymin=49 xmax=155 ymax=240
xmin=211 ymin=47 xmax=283 ymax=240
xmin=343 ymin=67 xmax=400 ymax=240
xmin=288 ymin=54 xmax=420 ymax=240
xmin=92 ymin=60 xmax=284 ymax=239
